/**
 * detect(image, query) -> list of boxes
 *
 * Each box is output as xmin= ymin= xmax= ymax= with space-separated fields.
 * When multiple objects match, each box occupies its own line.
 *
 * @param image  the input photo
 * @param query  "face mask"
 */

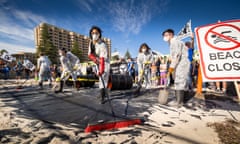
xmin=92 ymin=34 xmax=99 ymax=41
xmin=142 ymin=49 xmax=147 ymax=53
xmin=59 ymin=52 xmax=62 ymax=56
xmin=163 ymin=36 xmax=169 ymax=42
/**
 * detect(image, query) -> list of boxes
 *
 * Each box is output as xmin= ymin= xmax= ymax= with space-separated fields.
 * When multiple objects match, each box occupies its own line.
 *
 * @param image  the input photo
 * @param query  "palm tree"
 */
xmin=0 ymin=49 xmax=8 ymax=55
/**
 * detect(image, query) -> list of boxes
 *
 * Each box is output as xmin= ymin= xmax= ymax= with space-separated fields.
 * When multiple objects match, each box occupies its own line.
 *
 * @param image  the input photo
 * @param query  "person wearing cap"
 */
xmin=88 ymin=26 xmax=110 ymax=104
xmin=37 ymin=52 xmax=52 ymax=89
xmin=162 ymin=29 xmax=190 ymax=107
xmin=55 ymin=48 xmax=80 ymax=92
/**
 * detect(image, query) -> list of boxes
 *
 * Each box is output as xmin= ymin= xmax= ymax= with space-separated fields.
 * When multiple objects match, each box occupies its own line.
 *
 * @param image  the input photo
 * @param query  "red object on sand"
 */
xmin=84 ymin=119 xmax=142 ymax=133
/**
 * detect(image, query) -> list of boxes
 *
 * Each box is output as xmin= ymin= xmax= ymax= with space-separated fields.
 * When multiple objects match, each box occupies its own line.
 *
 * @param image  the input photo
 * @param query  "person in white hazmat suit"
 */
xmin=55 ymin=48 xmax=80 ymax=92
xmin=88 ymin=26 xmax=110 ymax=104
xmin=37 ymin=52 xmax=52 ymax=89
xmin=137 ymin=43 xmax=154 ymax=89
xmin=162 ymin=29 xmax=190 ymax=107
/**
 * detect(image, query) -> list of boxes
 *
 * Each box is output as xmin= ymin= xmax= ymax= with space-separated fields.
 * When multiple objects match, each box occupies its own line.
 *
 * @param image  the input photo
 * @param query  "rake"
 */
xmin=84 ymin=66 xmax=143 ymax=133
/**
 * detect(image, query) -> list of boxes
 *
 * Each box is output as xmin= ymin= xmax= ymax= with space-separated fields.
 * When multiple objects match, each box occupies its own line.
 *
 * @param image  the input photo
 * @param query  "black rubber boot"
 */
xmin=73 ymin=81 xmax=79 ymax=91
xmin=176 ymin=90 xmax=184 ymax=107
xmin=169 ymin=90 xmax=184 ymax=108
xmin=98 ymin=88 xmax=106 ymax=104
xmin=54 ymin=81 xmax=64 ymax=93
xmin=134 ymin=82 xmax=142 ymax=96
xmin=49 ymin=83 xmax=52 ymax=88
xmin=184 ymin=90 xmax=195 ymax=103
xmin=104 ymin=88 xmax=109 ymax=98
xmin=59 ymin=81 xmax=64 ymax=92
xmin=38 ymin=82 xmax=43 ymax=89
xmin=183 ymin=90 xmax=189 ymax=103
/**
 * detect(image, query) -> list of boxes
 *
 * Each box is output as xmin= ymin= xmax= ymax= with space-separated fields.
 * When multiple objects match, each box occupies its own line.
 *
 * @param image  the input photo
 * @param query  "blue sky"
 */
xmin=0 ymin=0 xmax=239 ymax=57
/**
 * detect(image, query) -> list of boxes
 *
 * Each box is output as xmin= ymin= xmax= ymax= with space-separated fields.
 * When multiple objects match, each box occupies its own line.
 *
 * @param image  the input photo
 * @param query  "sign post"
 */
xmin=234 ymin=81 xmax=240 ymax=100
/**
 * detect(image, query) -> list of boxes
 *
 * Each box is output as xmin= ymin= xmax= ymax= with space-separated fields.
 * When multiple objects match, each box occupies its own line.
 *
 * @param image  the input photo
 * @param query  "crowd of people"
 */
xmin=115 ymin=28 xmax=238 ymax=107
xmin=0 ymin=26 xmax=239 ymax=106
xmin=124 ymin=55 xmax=204 ymax=92
xmin=0 ymin=59 xmax=36 ymax=81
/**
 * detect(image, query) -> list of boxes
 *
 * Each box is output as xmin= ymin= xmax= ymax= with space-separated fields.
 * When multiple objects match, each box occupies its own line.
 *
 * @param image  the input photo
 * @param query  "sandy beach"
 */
xmin=0 ymin=80 xmax=240 ymax=144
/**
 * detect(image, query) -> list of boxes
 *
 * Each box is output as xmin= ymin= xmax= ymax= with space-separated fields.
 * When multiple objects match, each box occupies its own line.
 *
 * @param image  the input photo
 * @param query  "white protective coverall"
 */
xmin=88 ymin=40 xmax=110 ymax=89
xmin=60 ymin=51 xmax=80 ymax=81
xmin=169 ymin=37 xmax=190 ymax=90
xmin=37 ymin=56 xmax=52 ymax=84
xmin=137 ymin=51 xmax=153 ymax=87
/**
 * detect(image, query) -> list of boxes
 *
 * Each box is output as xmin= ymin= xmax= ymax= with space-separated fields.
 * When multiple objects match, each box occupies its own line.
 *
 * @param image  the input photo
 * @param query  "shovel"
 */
xmin=158 ymin=72 xmax=171 ymax=105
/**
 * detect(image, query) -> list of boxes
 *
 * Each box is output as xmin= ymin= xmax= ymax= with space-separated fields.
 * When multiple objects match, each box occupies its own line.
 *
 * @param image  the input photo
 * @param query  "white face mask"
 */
xmin=92 ymin=34 xmax=99 ymax=41
xmin=163 ymin=36 xmax=169 ymax=42
xmin=142 ymin=49 xmax=147 ymax=53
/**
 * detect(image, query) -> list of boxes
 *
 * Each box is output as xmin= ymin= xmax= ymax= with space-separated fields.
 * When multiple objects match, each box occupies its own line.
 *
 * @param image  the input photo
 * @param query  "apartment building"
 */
xmin=34 ymin=23 xmax=111 ymax=62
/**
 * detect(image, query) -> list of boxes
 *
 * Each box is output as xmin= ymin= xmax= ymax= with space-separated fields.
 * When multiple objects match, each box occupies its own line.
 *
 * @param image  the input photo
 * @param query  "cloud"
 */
xmin=77 ymin=0 xmax=95 ymax=12
xmin=0 ymin=4 xmax=55 ymax=54
xmin=109 ymin=1 xmax=145 ymax=34
xmin=0 ymin=7 xmax=54 ymax=40
xmin=0 ymin=23 xmax=34 ymax=41
xmin=11 ymin=9 xmax=52 ymax=27
xmin=0 ymin=9 xmax=35 ymax=54
xmin=76 ymin=0 xmax=168 ymax=35
xmin=0 ymin=32 xmax=33 ymax=45
xmin=0 ymin=0 xmax=8 ymax=7
xmin=0 ymin=41 xmax=35 ymax=54
xmin=109 ymin=0 xmax=168 ymax=35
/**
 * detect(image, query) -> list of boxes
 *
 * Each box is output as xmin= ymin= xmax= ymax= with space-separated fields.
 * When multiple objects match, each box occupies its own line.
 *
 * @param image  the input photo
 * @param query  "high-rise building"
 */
xmin=34 ymin=23 xmax=111 ymax=62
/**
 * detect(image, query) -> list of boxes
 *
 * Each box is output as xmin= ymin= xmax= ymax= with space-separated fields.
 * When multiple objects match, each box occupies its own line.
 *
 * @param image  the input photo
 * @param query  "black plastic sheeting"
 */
xmin=1 ymin=86 xmax=154 ymax=129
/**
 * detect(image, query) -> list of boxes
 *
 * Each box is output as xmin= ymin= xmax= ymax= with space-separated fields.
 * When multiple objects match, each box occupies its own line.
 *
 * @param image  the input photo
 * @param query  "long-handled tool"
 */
xmin=84 ymin=65 xmax=143 ymax=133
xmin=134 ymin=62 xmax=151 ymax=95
xmin=99 ymin=74 xmax=115 ymax=116
xmin=158 ymin=72 xmax=171 ymax=105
